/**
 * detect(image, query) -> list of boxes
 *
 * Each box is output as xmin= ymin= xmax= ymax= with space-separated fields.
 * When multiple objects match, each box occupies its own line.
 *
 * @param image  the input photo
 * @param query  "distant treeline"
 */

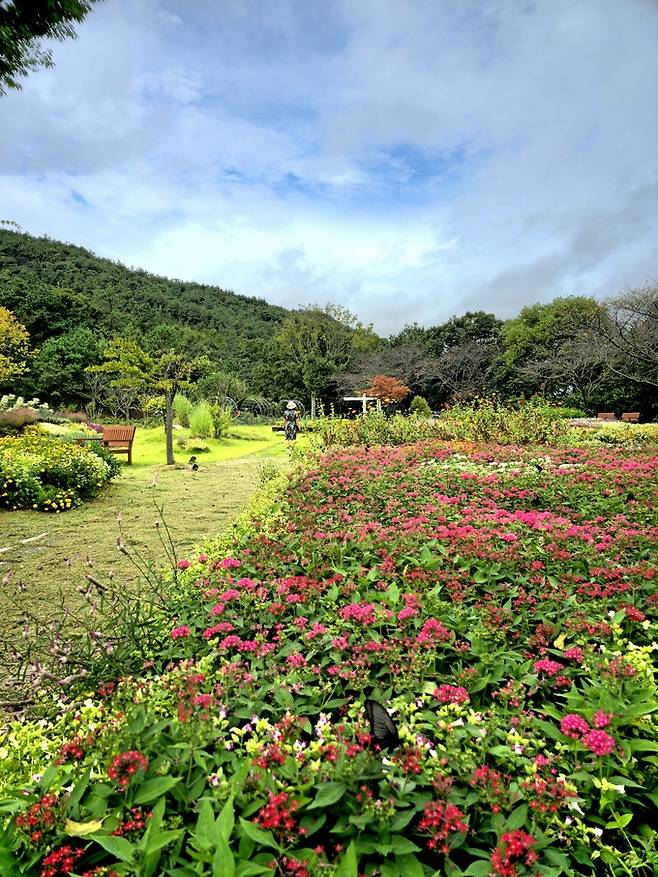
xmin=1 ymin=228 xmax=657 ymax=419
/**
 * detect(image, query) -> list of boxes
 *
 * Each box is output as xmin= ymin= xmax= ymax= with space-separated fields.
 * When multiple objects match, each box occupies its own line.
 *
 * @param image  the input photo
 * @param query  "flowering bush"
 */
xmin=1 ymin=438 xmax=657 ymax=875
xmin=0 ymin=427 xmax=119 ymax=511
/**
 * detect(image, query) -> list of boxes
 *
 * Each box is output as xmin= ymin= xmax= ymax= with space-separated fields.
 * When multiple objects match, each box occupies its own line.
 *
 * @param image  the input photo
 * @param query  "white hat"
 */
xmin=286 ymin=401 xmax=297 ymax=410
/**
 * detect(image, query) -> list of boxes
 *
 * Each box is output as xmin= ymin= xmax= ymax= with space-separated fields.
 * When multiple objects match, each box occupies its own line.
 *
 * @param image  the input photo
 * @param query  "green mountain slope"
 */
xmin=0 ymin=229 xmax=291 ymax=399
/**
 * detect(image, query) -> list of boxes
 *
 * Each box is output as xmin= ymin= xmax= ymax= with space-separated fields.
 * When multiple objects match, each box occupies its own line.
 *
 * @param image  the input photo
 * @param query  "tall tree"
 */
xmin=0 ymin=306 xmax=30 ymax=384
xmin=599 ymin=285 xmax=658 ymax=388
xmin=275 ymin=306 xmax=371 ymax=417
xmin=502 ymin=297 xmax=606 ymax=408
xmin=90 ymin=338 xmax=207 ymax=465
xmin=0 ymin=1 xmax=100 ymax=94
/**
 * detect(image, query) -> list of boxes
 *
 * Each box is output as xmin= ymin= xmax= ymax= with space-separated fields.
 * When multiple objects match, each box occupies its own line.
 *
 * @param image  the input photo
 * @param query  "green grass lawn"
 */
xmin=0 ymin=425 xmax=304 ymax=683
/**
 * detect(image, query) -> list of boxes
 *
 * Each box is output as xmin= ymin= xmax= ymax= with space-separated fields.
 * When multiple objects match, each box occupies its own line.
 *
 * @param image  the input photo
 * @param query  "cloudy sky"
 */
xmin=1 ymin=0 xmax=657 ymax=334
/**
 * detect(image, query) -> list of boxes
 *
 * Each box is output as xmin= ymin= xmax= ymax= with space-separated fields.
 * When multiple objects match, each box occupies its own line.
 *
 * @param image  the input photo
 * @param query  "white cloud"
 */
xmin=1 ymin=0 xmax=657 ymax=333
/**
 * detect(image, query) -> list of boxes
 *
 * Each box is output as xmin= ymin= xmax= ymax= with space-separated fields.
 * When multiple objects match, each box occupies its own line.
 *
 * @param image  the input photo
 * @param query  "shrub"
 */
xmin=409 ymin=395 xmax=432 ymax=417
xmin=173 ymin=393 xmax=193 ymax=427
xmin=209 ymin=403 xmax=234 ymax=438
xmin=189 ymin=401 xmax=215 ymax=438
xmin=0 ymin=427 xmax=119 ymax=511
xmin=442 ymin=397 xmax=569 ymax=444
xmin=0 ymin=405 xmax=39 ymax=432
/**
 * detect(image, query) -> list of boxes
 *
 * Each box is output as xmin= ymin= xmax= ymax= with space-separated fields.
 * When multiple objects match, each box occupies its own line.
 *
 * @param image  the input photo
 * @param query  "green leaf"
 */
xmin=93 ymin=834 xmax=136 ymax=863
xmin=218 ymin=795 xmax=235 ymax=842
xmin=307 ymin=782 xmax=346 ymax=809
xmin=390 ymin=835 xmax=421 ymax=855
xmin=235 ymin=864 xmax=273 ymax=877
xmin=195 ymin=798 xmax=217 ymax=850
xmin=464 ymin=862 xmax=493 ymax=876
xmin=212 ymin=834 xmax=236 ymax=877
xmin=395 ymin=853 xmax=425 ymax=877
xmin=506 ymin=804 xmax=528 ymax=830
xmin=133 ymin=776 xmax=180 ymax=804
xmin=238 ymin=818 xmax=279 ymax=850
xmin=335 ymin=840 xmax=358 ymax=877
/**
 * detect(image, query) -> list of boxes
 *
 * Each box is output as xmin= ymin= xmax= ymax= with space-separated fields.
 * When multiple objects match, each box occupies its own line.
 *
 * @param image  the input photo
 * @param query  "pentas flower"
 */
xmin=170 ymin=625 xmax=192 ymax=639
xmin=593 ymin=710 xmax=613 ymax=728
xmin=107 ymin=751 xmax=149 ymax=790
xmin=417 ymin=618 xmax=451 ymax=644
xmin=253 ymin=791 xmax=300 ymax=839
xmin=340 ymin=602 xmax=377 ymax=625
xmin=563 ymin=646 xmax=584 ymax=663
xmin=490 ymin=831 xmax=539 ymax=876
xmin=533 ymin=658 xmax=564 ymax=677
xmin=112 ymin=807 xmax=151 ymax=837
xmin=16 ymin=793 xmax=60 ymax=844
xmin=560 ymin=714 xmax=590 ymax=739
xmin=433 ymin=684 xmax=470 ymax=704
xmin=220 ymin=557 xmax=241 ymax=569
xmin=40 ymin=844 xmax=84 ymax=877
xmin=582 ymin=729 xmax=616 ymax=756
xmin=418 ymin=799 xmax=469 ymax=853
xmin=176 ymin=559 xmax=191 ymax=570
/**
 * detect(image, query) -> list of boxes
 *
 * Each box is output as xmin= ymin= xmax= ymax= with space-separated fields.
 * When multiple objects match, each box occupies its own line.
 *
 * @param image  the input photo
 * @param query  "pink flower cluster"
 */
xmin=417 ymin=618 xmax=451 ymax=644
xmin=560 ymin=714 xmax=616 ymax=755
xmin=433 ymin=684 xmax=470 ymax=704
xmin=171 ymin=625 xmax=192 ymax=639
xmin=533 ymin=658 xmax=564 ymax=677
xmin=340 ymin=602 xmax=377 ymax=625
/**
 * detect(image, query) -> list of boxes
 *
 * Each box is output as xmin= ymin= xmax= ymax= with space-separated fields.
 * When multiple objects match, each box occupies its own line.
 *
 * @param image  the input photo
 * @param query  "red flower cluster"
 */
xmin=490 ymin=831 xmax=539 ymax=876
xmin=253 ymin=791 xmax=300 ymax=839
xmin=40 ymin=844 xmax=83 ymax=877
xmin=112 ymin=806 xmax=151 ymax=837
xmin=107 ymin=750 xmax=149 ymax=790
xmin=16 ymin=793 xmax=59 ymax=844
xmin=418 ymin=799 xmax=469 ymax=853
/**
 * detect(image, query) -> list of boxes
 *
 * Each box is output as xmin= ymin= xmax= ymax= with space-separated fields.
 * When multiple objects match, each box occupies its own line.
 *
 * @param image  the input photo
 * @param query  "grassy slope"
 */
xmin=0 ymin=425 xmax=299 ymax=640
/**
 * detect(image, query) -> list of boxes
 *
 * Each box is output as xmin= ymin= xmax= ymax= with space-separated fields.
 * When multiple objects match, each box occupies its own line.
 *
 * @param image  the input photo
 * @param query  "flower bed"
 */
xmin=1 ymin=440 xmax=657 ymax=875
xmin=0 ymin=427 xmax=120 ymax=511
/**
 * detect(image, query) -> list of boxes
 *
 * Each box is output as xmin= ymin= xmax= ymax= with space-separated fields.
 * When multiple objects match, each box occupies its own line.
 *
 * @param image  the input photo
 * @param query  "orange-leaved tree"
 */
xmin=364 ymin=374 xmax=411 ymax=406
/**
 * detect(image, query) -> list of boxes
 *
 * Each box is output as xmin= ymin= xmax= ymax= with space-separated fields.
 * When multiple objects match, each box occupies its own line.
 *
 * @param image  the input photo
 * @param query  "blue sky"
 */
xmin=1 ymin=0 xmax=657 ymax=333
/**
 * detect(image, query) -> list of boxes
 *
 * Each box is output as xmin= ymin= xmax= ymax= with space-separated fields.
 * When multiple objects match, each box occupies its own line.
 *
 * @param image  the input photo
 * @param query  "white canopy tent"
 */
xmin=343 ymin=395 xmax=382 ymax=414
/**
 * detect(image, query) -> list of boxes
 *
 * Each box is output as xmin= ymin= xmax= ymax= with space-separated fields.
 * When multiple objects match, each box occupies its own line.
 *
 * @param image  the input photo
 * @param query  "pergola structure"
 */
xmin=343 ymin=394 xmax=382 ymax=414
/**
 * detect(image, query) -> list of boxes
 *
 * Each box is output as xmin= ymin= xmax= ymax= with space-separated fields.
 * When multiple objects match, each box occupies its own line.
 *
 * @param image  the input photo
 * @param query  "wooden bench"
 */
xmin=597 ymin=412 xmax=617 ymax=421
xmin=621 ymin=412 xmax=640 ymax=423
xmin=102 ymin=425 xmax=136 ymax=464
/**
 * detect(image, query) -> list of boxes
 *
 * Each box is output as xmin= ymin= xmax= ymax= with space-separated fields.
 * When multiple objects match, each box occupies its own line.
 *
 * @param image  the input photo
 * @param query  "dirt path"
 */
xmin=0 ymin=453 xmax=282 ymax=643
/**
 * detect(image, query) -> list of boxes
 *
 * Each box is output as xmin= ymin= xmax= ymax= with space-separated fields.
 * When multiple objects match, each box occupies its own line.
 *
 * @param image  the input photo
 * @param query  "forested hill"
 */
xmin=0 ymin=229 xmax=288 ymax=400
xmin=0 ymin=230 xmax=288 ymax=337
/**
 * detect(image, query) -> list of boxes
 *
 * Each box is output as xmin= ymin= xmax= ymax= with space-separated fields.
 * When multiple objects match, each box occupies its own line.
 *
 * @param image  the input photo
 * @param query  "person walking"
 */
xmin=283 ymin=401 xmax=300 ymax=441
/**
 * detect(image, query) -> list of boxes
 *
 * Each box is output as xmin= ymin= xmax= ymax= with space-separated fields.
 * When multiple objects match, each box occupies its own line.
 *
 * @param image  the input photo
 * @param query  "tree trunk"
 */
xmin=311 ymin=394 xmax=316 ymax=419
xmin=165 ymin=391 xmax=175 ymax=465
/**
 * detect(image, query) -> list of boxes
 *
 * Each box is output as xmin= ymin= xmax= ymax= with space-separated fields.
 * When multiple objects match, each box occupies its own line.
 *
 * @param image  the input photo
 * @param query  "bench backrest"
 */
xmin=102 ymin=425 xmax=136 ymax=445
xmin=597 ymin=412 xmax=616 ymax=421
xmin=621 ymin=412 xmax=640 ymax=423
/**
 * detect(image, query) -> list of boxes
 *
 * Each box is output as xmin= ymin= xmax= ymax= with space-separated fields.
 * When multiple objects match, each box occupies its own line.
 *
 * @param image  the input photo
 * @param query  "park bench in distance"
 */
xmin=597 ymin=412 xmax=617 ymax=421
xmin=102 ymin=425 xmax=137 ymax=464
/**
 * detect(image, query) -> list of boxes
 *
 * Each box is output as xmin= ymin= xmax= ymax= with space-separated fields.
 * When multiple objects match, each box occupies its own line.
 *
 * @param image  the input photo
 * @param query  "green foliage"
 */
xmin=0 ymin=426 xmax=119 ymax=511
xmin=0 ymin=305 xmax=30 ymax=384
xmin=196 ymin=371 xmax=248 ymax=404
xmin=0 ymin=1 xmax=99 ymax=94
xmin=443 ymin=397 xmax=569 ymax=444
xmin=27 ymin=327 xmax=103 ymax=406
xmin=408 ymin=395 xmax=432 ymax=417
xmin=173 ymin=394 xmax=193 ymax=428
xmin=315 ymin=410 xmax=447 ymax=447
xmin=189 ymin=401 xmax=214 ymax=438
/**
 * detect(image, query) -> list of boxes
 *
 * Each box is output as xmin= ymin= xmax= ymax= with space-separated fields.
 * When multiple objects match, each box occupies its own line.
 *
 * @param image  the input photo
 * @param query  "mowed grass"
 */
xmin=0 ymin=424 xmax=302 ymax=644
